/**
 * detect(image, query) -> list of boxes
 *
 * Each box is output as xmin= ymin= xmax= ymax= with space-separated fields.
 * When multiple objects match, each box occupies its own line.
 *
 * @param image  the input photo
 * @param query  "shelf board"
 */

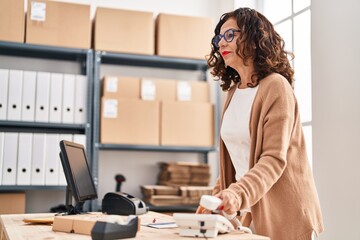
xmin=96 ymin=143 xmax=216 ymax=153
xmin=0 ymin=121 xmax=88 ymax=134
xmin=97 ymin=51 xmax=208 ymax=71
xmin=0 ymin=185 xmax=66 ymax=191
xmin=0 ymin=41 xmax=90 ymax=61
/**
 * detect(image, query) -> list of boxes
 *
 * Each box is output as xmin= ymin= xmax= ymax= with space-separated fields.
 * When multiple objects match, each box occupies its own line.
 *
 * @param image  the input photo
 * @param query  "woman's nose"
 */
xmin=218 ymin=36 xmax=227 ymax=47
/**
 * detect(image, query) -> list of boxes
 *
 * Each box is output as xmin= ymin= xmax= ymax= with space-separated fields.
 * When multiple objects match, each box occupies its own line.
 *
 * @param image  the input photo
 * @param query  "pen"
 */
xmin=149 ymin=222 xmax=176 ymax=225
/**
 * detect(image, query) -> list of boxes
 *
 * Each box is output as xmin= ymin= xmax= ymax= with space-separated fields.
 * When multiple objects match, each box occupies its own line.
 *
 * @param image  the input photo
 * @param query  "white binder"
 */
xmin=73 ymin=134 xmax=86 ymax=148
xmin=2 ymin=133 xmax=18 ymax=185
xmin=35 ymin=72 xmax=50 ymax=122
xmin=49 ymin=73 xmax=63 ymax=123
xmin=16 ymin=133 xmax=33 ymax=185
xmin=0 ymin=69 xmax=9 ymax=120
xmin=74 ymin=75 xmax=87 ymax=124
xmin=7 ymin=70 xmax=23 ymax=121
xmin=58 ymin=134 xmax=73 ymax=185
xmin=45 ymin=134 xmax=60 ymax=185
xmin=21 ymin=71 xmax=37 ymax=121
xmin=62 ymin=74 xmax=75 ymax=123
xmin=0 ymin=132 xmax=4 ymax=185
xmin=31 ymin=133 xmax=46 ymax=185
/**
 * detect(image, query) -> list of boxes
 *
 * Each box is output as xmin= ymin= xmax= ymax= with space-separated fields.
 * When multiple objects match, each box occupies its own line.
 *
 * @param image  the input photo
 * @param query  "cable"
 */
xmin=200 ymin=229 xmax=208 ymax=240
xmin=223 ymin=212 xmax=253 ymax=234
xmin=238 ymin=226 xmax=253 ymax=234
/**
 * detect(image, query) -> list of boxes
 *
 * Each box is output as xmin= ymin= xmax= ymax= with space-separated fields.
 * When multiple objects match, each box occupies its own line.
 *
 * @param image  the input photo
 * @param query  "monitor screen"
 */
xmin=59 ymin=140 xmax=97 ymax=204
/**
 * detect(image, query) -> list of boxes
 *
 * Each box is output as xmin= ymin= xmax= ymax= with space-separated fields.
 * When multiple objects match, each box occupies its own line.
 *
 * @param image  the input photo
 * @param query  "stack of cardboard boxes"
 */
xmin=158 ymin=162 xmax=211 ymax=186
xmin=141 ymin=184 xmax=213 ymax=207
xmin=140 ymin=162 xmax=212 ymax=207
xmin=100 ymin=76 xmax=214 ymax=147
xmin=0 ymin=0 xmax=214 ymax=60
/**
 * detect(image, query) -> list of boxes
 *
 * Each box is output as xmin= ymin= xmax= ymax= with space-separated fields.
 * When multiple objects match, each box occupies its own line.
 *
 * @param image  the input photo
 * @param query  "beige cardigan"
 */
xmin=213 ymin=73 xmax=324 ymax=240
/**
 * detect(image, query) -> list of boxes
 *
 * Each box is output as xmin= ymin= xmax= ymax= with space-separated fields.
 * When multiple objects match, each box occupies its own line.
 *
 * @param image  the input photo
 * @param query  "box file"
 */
xmin=58 ymin=134 xmax=72 ymax=185
xmin=21 ymin=71 xmax=37 ymax=121
xmin=62 ymin=74 xmax=75 ymax=123
xmin=45 ymin=134 xmax=59 ymax=185
xmin=35 ymin=72 xmax=50 ymax=122
xmin=2 ymin=133 xmax=18 ymax=185
xmin=0 ymin=132 xmax=4 ymax=185
xmin=49 ymin=73 xmax=63 ymax=123
xmin=31 ymin=133 xmax=46 ymax=185
xmin=74 ymin=75 xmax=87 ymax=124
xmin=7 ymin=70 xmax=23 ymax=121
xmin=0 ymin=69 xmax=9 ymax=120
xmin=73 ymin=134 xmax=86 ymax=148
xmin=16 ymin=133 xmax=33 ymax=185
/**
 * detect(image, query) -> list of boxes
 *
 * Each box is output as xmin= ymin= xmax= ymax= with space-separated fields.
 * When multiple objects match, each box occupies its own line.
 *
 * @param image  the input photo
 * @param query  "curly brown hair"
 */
xmin=208 ymin=8 xmax=294 ymax=91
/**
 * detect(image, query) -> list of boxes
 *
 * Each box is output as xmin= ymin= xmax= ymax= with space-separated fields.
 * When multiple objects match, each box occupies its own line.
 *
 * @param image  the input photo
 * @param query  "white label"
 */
xmin=177 ymin=81 xmax=192 ymax=101
xmin=141 ymin=79 xmax=156 ymax=100
xmin=30 ymin=2 xmax=46 ymax=21
xmin=103 ymin=99 xmax=118 ymax=118
xmin=105 ymin=77 xmax=118 ymax=93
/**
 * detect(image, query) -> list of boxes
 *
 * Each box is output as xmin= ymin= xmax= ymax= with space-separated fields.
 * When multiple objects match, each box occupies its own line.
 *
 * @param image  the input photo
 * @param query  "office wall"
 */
xmin=312 ymin=0 xmax=360 ymax=239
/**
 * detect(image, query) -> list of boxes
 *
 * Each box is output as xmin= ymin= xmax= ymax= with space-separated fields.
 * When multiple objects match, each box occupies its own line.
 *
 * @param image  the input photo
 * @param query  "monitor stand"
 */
xmin=59 ymin=186 xmax=85 ymax=215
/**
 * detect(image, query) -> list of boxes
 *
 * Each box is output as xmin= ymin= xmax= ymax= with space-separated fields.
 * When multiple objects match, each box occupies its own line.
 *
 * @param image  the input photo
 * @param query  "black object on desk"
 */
xmin=91 ymin=216 xmax=139 ymax=240
xmin=102 ymin=192 xmax=148 ymax=216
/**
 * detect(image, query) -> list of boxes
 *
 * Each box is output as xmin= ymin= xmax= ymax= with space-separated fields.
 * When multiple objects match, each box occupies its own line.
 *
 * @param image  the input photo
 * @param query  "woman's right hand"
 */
xmin=195 ymin=205 xmax=212 ymax=214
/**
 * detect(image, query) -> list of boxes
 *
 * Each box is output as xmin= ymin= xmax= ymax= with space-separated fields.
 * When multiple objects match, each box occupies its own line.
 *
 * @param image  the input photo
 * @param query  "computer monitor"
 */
xmin=59 ymin=140 xmax=97 ymax=214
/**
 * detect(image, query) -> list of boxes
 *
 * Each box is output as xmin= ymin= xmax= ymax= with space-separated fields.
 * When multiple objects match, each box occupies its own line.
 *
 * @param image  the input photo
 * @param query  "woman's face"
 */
xmin=218 ymin=18 xmax=243 ymax=68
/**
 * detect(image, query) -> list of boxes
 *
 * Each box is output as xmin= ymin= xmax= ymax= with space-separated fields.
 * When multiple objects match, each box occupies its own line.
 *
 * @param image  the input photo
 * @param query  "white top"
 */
xmin=220 ymin=86 xmax=259 ymax=181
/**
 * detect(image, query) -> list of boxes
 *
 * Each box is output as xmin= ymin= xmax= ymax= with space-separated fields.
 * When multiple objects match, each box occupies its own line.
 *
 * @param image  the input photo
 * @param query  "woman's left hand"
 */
xmin=215 ymin=189 xmax=241 ymax=215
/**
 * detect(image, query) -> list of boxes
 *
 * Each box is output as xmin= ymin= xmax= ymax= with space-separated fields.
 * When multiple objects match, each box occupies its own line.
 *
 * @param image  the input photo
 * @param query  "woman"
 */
xmin=197 ymin=7 xmax=324 ymax=240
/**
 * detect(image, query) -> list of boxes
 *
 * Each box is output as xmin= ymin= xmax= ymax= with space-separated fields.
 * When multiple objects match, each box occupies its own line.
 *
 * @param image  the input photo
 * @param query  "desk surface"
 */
xmin=0 ymin=212 xmax=269 ymax=240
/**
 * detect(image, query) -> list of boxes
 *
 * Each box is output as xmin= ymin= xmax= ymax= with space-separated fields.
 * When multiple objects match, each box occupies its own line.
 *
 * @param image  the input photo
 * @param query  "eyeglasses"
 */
xmin=212 ymin=29 xmax=240 ymax=48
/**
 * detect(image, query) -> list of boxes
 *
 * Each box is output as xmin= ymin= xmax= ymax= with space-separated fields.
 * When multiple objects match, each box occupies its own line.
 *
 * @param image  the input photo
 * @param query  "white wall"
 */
xmin=312 ymin=0 xmax=360 ymax=239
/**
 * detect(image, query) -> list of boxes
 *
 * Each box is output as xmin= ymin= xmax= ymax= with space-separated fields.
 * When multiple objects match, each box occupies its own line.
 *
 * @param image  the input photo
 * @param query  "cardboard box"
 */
xmin=0 ymin=192 xmax=26 ymax=214
xmin=94 ymin=7 xmax=154 ymax=55
xmin=0 ymin=0 xmax=25 ymax=42
xmin=177 ymin=81 xmax=210 ymax=102
xmin=101 ymin=98 xmax=160 ymax=145
xmin=156 ymin=14 xmax=213 ymax=59
xmin=161 ymin=101 xmax=214 ymax=147
xmin=26 ymin=0 xmax=91 ymax=49
xmin=52 ymin=213 xmax=136 ymax=235
xmin=102 ymin=76 xmax=140 ymax=99
xmin=141 ymin=78 xmax=177 ymax=101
